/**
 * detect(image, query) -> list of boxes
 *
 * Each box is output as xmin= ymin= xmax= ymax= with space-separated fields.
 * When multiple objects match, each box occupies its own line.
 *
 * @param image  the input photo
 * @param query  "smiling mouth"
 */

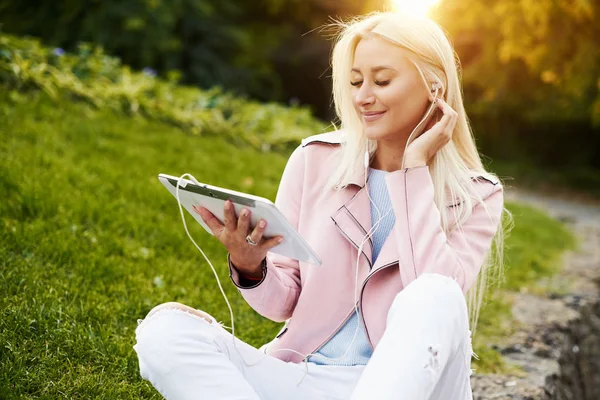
xmin=362 ymin=111 xmax=386 ymax=122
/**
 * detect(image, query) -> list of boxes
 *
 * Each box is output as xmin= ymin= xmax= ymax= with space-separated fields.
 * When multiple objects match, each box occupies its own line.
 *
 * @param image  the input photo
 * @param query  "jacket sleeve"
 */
xmin=227 ymin=145 xmax=304 ymax=322
xmin=385 ymin=165 xmax=504 ymax=293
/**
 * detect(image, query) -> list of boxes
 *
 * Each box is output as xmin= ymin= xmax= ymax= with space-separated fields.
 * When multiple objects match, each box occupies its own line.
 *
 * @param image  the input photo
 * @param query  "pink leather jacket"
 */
xmin=227 ymin=130 xmax=504 ymax=363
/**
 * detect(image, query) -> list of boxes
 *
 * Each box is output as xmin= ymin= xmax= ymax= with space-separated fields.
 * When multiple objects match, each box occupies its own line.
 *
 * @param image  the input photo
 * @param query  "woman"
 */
xmin=134 ymin=11 xmax=507 ymax=400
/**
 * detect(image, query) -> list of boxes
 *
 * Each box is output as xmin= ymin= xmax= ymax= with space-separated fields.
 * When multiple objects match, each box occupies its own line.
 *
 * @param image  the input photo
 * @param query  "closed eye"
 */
xmin=350 ymin=81 xmax=390 ymax=87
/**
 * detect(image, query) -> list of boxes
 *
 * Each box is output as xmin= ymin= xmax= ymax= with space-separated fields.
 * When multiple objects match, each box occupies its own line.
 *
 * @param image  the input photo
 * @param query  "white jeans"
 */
xmin=134 ymin=273 xmax=474 ymax=400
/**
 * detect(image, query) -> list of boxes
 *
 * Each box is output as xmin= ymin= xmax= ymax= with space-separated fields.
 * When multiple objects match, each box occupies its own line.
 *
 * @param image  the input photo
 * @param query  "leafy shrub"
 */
xmin=0 ymin=34 xmax=328 ymax=152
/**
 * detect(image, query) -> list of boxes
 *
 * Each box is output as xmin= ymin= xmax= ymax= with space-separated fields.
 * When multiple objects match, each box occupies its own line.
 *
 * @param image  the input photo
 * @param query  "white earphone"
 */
xmin=401 ymin=81 xmax=443 ymax=169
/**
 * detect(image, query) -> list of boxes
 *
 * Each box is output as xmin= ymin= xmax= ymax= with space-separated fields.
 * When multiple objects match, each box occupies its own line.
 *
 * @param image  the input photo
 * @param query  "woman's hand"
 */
xmin=403 ymin=98 xmax=458 ymax=168
xmin=192 ymin=200 xmax=283 ymax=278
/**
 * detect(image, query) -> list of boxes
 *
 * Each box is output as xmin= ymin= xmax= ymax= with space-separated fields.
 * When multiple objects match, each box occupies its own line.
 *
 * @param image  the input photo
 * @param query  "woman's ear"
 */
xmin=429 ymin=82 xmax=443 ymax=102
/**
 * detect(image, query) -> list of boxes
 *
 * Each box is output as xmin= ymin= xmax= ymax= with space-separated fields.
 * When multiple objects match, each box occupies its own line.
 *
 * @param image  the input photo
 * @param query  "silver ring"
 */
xmin=246 ymin=235 xmax=258 ymax=246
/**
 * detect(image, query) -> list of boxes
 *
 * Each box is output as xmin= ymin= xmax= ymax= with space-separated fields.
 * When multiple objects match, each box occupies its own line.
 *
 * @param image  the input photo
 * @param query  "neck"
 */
xmin=370 ymin=137 xmax=408 ymax=172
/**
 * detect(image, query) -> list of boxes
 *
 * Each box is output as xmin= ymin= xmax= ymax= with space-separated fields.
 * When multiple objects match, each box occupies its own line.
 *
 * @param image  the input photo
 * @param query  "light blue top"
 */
xmin=307 ymin=168 xmax=396 ymax=366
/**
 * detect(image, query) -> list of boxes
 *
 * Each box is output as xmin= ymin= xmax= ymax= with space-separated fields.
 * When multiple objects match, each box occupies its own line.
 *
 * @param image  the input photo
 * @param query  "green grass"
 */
xmin=0 ymin=91 xmax=289 ymax=399
xmin=0 ymin=90 xmax=575 ymax=397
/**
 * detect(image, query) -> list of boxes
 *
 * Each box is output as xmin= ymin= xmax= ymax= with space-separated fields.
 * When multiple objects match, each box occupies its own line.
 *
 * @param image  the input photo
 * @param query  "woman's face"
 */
xmin=351 ymin=36 xmax=431 ymax=141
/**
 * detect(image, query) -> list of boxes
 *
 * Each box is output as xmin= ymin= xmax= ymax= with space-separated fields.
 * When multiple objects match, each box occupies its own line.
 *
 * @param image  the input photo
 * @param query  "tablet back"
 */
xmin=158 ymin=174 xmax=321 ymax=266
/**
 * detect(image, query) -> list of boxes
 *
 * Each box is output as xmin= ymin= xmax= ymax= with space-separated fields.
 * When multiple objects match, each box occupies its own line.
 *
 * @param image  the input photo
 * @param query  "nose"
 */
xmin=354 ymin=83 xmax=375 ymax=108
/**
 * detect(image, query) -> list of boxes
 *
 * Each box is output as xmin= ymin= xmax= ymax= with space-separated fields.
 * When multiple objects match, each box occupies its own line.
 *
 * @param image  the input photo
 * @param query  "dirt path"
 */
xmin=471 ymin=187 xmax=600 ymax=399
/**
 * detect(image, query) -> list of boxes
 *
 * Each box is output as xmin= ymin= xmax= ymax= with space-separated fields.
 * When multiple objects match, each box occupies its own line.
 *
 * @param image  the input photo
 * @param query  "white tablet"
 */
xmin=158 ymin=174 xmax=322 ymax=266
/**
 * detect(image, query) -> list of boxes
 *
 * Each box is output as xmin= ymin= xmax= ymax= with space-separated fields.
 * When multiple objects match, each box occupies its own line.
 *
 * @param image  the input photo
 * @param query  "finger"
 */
xmin=445 ymin=112 xmax=458 ymax=139
xmin=437 ymin=99 xmax=458 ymax=138
xmin=223 ymin=200 xmax=237 ymax=231
xmin=237 ymin=207 xmax=251 ymax=234
xmin=193 ymin=205 xmax=211 ymax=221
xmin=195 ymin=206 xmax=224 ymax=235
xmin=429 ymin=112 xmax=452 ymax=135
xmin=262 ymin=235 xmax=284 ymax=249
xmin=248 ymin=218 xmax=267 ymax=245
xmin=436 ymin=98 xmax=458 ymax=120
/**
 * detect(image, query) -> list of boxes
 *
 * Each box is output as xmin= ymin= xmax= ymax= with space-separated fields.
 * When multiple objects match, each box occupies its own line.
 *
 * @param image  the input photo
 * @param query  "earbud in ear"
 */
xmin=364 ymin=150 xmax=369 ymax=169
xmin=431 ymin=82 xmax=442 ymax=93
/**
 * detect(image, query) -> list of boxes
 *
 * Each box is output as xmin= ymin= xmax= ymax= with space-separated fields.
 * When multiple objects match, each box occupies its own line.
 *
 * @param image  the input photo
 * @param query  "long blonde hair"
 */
xmin=327 ymin=11 xmax=512 ymax=333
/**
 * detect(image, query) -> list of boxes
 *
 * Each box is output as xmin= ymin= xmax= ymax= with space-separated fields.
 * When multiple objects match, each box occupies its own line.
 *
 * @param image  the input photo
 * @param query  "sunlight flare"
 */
xmin=391 ymin=0 xmax=442 ymax=16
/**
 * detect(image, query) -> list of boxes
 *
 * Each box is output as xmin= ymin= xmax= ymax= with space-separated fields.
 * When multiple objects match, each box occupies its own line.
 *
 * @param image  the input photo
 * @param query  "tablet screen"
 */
xmin=165 ymin=177 xmax=256 ymax=208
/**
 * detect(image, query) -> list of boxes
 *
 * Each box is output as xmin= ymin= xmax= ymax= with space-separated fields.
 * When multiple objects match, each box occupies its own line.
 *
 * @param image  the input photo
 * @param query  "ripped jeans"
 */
xmin=133 ymin=273 xmax=474 ymax=400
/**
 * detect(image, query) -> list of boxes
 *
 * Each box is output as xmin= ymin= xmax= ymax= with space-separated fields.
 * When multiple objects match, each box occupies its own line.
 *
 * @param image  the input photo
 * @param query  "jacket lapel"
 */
xmin=370 ymin=223 xmax=399 ymax=272
xmin=330 ymin=165 xmax=401 ymax=281
xmin=331 ymin=186 xmax=373 ymax=270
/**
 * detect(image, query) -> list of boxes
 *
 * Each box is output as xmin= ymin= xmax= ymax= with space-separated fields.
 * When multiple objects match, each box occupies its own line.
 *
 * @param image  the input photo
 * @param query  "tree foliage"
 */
xmin=1 ymin=0 xmax=598 ymax=172
xmin=436 ymin=0 xmax=599 ymax=125
xmin=433 ymin=0 xmax=599 ymax=172
xmin=0 ymin=0 xmax=381 ymax=105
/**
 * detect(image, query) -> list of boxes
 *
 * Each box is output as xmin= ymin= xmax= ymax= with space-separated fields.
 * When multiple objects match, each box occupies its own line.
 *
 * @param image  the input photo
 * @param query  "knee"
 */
xmin=134 ymin=304 xmax=218 ymax=378
xmin=136 ymin=302 xmax=217 ymax=348
xmin=145 ymin=302 xmax=215 ymax=324
xmin=388 ymin=273 xmax=468 ymax=325
xmin=406 ymin=273 xmax=464 ymax=301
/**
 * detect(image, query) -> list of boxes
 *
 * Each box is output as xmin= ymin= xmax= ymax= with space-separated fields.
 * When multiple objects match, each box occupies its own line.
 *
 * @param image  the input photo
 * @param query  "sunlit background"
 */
xmin=391 ymin=0 xmax=442 ymax=15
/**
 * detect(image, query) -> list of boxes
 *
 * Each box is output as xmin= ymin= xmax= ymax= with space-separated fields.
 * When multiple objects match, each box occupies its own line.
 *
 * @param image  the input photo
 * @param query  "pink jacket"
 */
xmin=228 ymin=130 xmax=504 ymax=363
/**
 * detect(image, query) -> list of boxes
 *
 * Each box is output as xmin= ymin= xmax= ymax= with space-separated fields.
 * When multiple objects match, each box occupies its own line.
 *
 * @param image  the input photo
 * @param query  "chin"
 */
xmin=363 ymin=126 xmax=391 ymax=141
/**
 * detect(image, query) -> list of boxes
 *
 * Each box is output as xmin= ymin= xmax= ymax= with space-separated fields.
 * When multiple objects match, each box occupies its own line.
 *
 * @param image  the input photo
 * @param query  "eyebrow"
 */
xmin=351 ymin=66 xmax=396 ymax=73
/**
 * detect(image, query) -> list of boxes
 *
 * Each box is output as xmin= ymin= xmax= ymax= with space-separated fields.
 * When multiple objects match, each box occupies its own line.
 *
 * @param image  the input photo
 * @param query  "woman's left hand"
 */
xmin=403 ymin=98 xmax=458 ymax=168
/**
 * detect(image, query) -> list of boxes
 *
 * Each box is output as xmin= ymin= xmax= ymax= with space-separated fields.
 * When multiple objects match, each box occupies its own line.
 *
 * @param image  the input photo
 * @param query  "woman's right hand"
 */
xmin=192 ymin=200 xmax=284 ymax=279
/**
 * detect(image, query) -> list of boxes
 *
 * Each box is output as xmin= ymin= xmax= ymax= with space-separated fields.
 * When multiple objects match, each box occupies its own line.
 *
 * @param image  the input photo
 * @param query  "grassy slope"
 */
xmin=0 ymin=91 xmax=575 ymax=398
xmin=0 ymin=92 xmax=288 ymax=399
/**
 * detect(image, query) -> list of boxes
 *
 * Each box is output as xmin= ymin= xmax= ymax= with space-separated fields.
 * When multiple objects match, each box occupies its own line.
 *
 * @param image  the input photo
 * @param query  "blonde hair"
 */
xmin=326 ymin=11 xmax=512 ymax=333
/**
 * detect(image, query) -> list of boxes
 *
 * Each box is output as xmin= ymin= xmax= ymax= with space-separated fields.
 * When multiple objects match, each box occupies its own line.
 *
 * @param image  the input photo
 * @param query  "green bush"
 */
xmin=0 ymin=33 xmax=328 ymax=153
